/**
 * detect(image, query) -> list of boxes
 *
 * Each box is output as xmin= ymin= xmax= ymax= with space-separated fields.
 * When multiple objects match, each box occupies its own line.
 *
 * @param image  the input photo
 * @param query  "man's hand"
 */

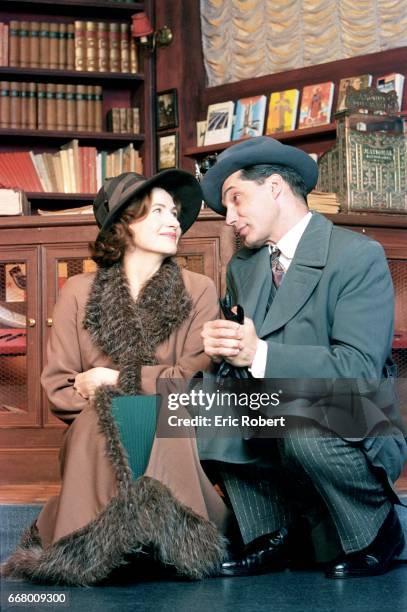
xmin=74 ymin=367 xmax=119 ymax=399
xmin=201 ymin=316 xmax=259 ymax=367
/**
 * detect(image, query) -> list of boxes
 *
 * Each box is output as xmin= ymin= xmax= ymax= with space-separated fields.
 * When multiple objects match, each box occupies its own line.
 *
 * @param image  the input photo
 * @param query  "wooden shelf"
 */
xmin=1 ymin=0 xmax=144 ymax=17
xmin=0 ymin=128 xmax=144 ymax=145
xmin=184 ymin=123 xmax=337 ymax=157
xmin=0 ymin=67 xmax=144 ymax=84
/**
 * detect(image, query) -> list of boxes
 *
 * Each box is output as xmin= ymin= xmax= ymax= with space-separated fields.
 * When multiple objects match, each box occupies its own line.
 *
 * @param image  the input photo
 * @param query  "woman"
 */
xmin=2 ymin=170 xmax=229 ymax=585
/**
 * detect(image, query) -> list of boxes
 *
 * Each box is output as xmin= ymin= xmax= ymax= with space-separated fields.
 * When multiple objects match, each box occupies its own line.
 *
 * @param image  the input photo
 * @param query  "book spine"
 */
xmin=9 ymin=82 xmax=20 ymax=129
xmin=65 ymin=84 xmax=75 ymax=130
xmin=120 ymin=23 xmax=130 ymax=73
xmin=45 ymin=83 xmax=57 ymax=130
xmin=119 ymin=107 xmax=126 ymax=133
xmin=0 ymin=81 xmax=10 ymax=128
xmin=132 ymin=107 xmax=140 ymax=133
xmin=19 ymin=21 xmax=30 ymax=68
xmin=29 ymin=21 xmax=40 ymax=68
xmin=97 ymin=22 xmax=108 ymax=72
xmin=49 ymin=23 xmax=59 ymax=70
xmin=39 ymin=22 xmax=49 ymax=69
xmin=85 ymin=84 xmax=94 ymax=131
xmin=74 ymin=20 xmax=85 ymax=71
xmin=58 ymin=23 xmax=67 ymax=70
xmin=94 ymin=85 xmax=103 ymax=132
xmin=37 ymin=82 xmax=46 ymax=130
xmin=130 ymin=37 xmax=138 ymax=74
xmin=75 ymin=84 xmax=87 ymax=130
xmin=85 ymin=21 xmax=97 ymax=72
xmin=0 ymin=23 xmax=4 ymax=67
xmin=9 ymin=21 xmax=20 ymax=67
xmin=2 ymin=24 xmax=9 ymax=67
xmin=108 ymin=23 xmax=120 ymax=72
xmin=27 ymin=82 xmax=37 ymax=129
xmin=20 ymin=82 xmax=28 ymax=128
xmin=66 ymin=23 xmax=75 ymax=71
xmin=56 ymin=83 xmax=66 ymax=130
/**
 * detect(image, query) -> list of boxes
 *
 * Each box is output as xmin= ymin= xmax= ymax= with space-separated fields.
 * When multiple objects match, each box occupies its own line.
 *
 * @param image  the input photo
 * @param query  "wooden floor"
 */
xmin=0 ymin=477 xmax=406 ymax=504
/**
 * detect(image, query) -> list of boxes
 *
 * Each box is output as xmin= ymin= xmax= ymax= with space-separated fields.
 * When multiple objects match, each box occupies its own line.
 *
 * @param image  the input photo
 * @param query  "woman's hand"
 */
xmin=74 ymin=367 xmax=119 ymax=399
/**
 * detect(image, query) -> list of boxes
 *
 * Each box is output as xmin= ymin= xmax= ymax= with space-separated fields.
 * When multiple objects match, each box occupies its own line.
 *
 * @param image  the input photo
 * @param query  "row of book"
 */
xmin=200 ymin=72 xmax=405 ymax=146
xmin=0 ymin=20 xmax=138 ymax=74
xmin=106 ymin=107 xmax=141 ymax=134
xmin=0 ymin=140 xmax=143 ymax=194
xmin=0 ymin=82 xmax=103 ymax=131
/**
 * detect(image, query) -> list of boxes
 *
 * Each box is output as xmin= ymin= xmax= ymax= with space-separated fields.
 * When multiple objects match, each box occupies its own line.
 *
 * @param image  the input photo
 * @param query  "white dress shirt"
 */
xmin=249 ymin=212 xmax=312 ymax=378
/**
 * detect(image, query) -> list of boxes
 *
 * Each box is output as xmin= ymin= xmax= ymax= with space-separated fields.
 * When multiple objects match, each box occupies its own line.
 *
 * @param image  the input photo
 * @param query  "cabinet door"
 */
xmin=0 ymin=247 xmax=41 ymax=427
xmin=42 ymin=245 xmax=97 ymax=427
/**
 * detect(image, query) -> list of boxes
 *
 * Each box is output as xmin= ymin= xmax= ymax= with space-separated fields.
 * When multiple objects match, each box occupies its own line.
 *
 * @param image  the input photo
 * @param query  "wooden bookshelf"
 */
xmin=1 ymin=0 xmax=144 ymax=17
xmin=0 ymin=128 xmax=145 ymax=144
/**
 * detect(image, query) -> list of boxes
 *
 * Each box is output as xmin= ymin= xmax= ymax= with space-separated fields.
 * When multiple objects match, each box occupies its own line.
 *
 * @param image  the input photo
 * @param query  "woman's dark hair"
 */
xmin=89 ymin=195 xmax=151 ymax=268
xmin=89 ymin=190 xmax=181 ymax=268
xmin=239 ymin=164 xmax=308 ymax=201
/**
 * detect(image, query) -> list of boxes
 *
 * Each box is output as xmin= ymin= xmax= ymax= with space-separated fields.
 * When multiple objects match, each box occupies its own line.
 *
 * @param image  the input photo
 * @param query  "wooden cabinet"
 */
xmin=0 ymin=212 xmax=235 ymax=485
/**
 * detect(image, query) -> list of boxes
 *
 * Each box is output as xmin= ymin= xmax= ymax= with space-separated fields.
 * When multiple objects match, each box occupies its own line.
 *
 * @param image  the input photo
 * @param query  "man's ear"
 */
xmin=266 ymin=173 xmax=283 ymax=199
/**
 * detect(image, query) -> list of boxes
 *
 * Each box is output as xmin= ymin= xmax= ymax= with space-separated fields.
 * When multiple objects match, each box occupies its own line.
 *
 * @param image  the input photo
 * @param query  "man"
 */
xmin=200 ymin=136 xmax=406 ymax=578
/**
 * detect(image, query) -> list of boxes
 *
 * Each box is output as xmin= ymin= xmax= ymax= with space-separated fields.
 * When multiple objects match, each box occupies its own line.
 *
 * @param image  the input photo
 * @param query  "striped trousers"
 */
xmin=219 ymin=422 xmax=391 ymax=555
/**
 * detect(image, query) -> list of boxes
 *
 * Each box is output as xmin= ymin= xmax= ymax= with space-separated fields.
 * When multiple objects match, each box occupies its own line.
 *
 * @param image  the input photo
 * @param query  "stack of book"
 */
xmin=0 ymin=82 xmax=103 ymax=131
xmin=308 ymin=191 xmax=340 ymax=214
xmin=4 ymin=20 xmax=138 ymax=74
xmin=0 ymin=140 xmax=143 ymax=194
xmin=106 ymin=107 xmax=140 ymax=134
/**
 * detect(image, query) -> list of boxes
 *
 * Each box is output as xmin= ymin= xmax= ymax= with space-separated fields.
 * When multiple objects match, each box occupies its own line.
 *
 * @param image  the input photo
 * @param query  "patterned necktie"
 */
xmin=270 ymin=248 xmax=285 ymax=288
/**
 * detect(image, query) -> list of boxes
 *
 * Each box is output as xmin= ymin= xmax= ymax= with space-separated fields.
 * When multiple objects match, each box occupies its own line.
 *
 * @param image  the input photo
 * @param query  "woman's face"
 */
xmin=128 ymin=187 xmax=181 ymax=257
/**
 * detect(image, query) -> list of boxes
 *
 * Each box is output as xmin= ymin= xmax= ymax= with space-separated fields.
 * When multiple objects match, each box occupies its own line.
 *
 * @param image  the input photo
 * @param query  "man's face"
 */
xmin=221 ymin=170 xmax=277 ymax=248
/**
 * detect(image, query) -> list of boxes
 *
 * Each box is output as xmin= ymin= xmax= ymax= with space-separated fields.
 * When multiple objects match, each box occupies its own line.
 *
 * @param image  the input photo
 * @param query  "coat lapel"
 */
xmin=259 ymin=212 xmax=333 ymax=337
xmin=234 ymin=246 xmax=272 ymax=330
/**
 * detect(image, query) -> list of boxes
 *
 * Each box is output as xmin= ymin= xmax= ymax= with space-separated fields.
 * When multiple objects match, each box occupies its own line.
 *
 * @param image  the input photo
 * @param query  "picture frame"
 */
xmin=156 ymin=89 xmax=178 ymax=130
xmin=157 ymin=133 xmax=178 ymax=170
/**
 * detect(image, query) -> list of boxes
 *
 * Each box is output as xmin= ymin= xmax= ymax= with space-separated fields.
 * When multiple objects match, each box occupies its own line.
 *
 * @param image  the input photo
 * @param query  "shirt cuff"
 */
xmin=248 ymin=339 xmax=268 ymax=378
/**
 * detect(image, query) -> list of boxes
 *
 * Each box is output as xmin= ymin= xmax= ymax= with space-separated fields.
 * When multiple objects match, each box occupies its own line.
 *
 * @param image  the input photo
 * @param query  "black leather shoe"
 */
xmin=220 ymin=528 xmax=290 ymax=577
xmin=325 ymin=507 xmax=405 ymax=578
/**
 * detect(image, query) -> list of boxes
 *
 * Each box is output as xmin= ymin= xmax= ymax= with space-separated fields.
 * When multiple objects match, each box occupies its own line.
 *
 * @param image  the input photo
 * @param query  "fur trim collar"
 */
xmin=1 ymin=260 xmax=226 ymax=585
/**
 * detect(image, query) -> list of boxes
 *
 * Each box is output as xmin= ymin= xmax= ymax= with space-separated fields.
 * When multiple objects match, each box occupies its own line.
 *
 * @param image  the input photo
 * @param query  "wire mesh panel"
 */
xmin=56 ymin=258 xmax=97 ymax=295
xmin=0 ymin=262 xmax=27 ymax=414
xmin=388 ymin=260 xmax=407 ymax=334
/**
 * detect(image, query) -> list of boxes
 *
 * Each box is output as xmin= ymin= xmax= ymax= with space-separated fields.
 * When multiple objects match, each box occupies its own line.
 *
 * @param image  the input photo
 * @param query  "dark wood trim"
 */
xmin=185 ymin=124 xmax=337 ymax=157
xmin=1 ymin=0 xmax=143 ymax=17
xmin=0 ymin=67 xmax=144 ymax=84
xmin=0 ymin=129 xmax=144 ymax=146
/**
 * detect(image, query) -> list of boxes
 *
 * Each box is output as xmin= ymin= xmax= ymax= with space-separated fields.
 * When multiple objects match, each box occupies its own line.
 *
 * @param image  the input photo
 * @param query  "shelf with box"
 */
xmin=183 ymin=47 xmax=407 ymax=165
xmin=0 ymin=0 xmax=154 ymax=207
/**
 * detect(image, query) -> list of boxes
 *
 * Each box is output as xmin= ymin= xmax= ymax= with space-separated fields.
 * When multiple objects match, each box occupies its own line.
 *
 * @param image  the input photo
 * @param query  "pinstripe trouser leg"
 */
xmin=282 ymin=424 xmax=391 ymax=553
xmin=220 ymin=424 xmax=391 ymax=552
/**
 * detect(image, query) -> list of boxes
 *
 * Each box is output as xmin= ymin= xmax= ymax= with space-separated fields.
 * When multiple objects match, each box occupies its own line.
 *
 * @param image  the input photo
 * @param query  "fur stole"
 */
xmin=2 ymin=260 xmax=226 ymax=585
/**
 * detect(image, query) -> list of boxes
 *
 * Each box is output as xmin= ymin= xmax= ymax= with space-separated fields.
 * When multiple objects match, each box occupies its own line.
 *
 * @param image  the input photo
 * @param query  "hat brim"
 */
xmin=100 ymin=169 xmax=203 ymax=234
xmin=200 ymin=137 xmax=318 ymax=215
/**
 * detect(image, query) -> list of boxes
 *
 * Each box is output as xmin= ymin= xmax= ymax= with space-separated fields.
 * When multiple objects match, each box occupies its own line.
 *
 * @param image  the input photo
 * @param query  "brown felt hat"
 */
xmin=93 ymin=170 xmax=203 ymax=234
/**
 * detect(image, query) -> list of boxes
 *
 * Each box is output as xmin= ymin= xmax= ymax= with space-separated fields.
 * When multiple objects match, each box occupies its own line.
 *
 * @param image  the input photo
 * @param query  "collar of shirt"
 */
xmin=268 ymin=211 xmax=312 ymax=271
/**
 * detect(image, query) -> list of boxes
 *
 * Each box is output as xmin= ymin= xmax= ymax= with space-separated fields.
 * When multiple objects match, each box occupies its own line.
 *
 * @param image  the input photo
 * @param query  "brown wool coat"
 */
xmin=3 ymin=265 xmax=229 ymax=585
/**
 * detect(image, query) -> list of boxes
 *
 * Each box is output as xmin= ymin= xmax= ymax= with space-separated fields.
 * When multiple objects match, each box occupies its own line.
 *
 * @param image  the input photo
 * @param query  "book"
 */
xmin=120 ymin=23 xmax=130 ymax=73
xmin=9 ymin=21 xmax=19 ymax=67
xmin=336 ymin=74 xmax=372 ymax=111
xmin=85 ymin=21 xmax=97 ymax=72
xmin=204 ymin=101 xmax=235 ymax=146
xmin=232 ymin=95 xmax=267 ymax=140
xmin=49 ymin=22 xmax=59 ymax=70
xmin=19 ymin=21 xmax=30 ymax=68
xmin=266 ymin=89 xmax=299 ymax=134
xmin=109 ymin=23 xmax=120 ymax=72
xmin=58 ymin=23 xmax=67 ymax=70
xmin=0 ymin=189 xmax=30 ymax=216
xmin=97 ymin=22 xmax=109 ymax=72
xmin=376 ymin=73 xmax=405 ymax=110
xmin=0 ymin=81 xmax=10 ymax=127
xmin=66 ymin=23 xmax=75 ymax=70
xmin=74 ymin=21 xmax=85 ymax=71
xmin=29 ymin=21 xmax=40 ymax=69
xmin=39 ymin=22 xmax=49 ymax=69
xmin=298 ymin=82 xmax=334 ymax=129
xmin=308 ymin=191 xmax=340 ymax=214
xmin=37 ymin=204 xmax=94 ymax=215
